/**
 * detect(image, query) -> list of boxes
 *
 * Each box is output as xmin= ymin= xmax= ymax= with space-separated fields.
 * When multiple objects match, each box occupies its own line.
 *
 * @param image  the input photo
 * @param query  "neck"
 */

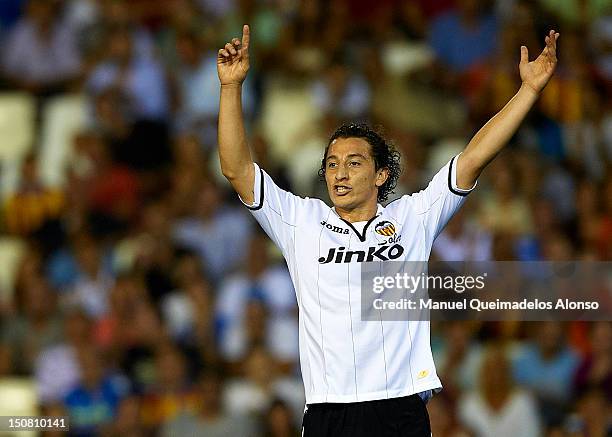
xmin=335 ymin=201 xmax=378 ymax=223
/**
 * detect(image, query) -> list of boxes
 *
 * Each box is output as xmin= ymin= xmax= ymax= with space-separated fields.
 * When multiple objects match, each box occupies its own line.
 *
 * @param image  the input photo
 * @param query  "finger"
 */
xmin=242 ymin=24 xmax=250 ymax=52
xmin=225 ymin=42 xmax=237 ymax=56
xmin=232 ymin=38 xmax=241 ymax=47
xmin=520 ymin=45 xmax=529 ymax=64
xmin=551 ymin=33 xmax=559 ymax=46
xmin=218 ymin=48 xmax=230 ymax=59
xmin=547 ymin=32 xmax=557 ymax=60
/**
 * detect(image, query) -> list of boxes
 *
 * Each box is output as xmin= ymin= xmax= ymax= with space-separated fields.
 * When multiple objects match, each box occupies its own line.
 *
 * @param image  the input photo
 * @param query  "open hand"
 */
xmin=217 ymin=24 xmax=250 ymax=86
xmin=520 ymin=30 xmax=559 ymax=94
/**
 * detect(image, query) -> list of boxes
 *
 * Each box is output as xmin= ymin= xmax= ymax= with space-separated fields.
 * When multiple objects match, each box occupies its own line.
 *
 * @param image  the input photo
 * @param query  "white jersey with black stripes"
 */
xmin=239 ymin=154 xmax=476 ymax=404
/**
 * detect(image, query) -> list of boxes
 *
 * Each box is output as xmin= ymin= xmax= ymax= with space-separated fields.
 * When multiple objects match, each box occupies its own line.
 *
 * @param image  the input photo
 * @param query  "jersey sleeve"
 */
xmin=238 ymin=162 xmax=301 ymax=253
xmin=389 ymin=154 xmax=477 ymax=248
xmin=414 ymin=154 xmax=476 ymax=244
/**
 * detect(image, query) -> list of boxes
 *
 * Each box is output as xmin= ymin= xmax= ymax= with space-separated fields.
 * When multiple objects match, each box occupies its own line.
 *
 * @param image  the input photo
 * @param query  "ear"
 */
xmin=375 ymin=168 xmax=389 ymax=187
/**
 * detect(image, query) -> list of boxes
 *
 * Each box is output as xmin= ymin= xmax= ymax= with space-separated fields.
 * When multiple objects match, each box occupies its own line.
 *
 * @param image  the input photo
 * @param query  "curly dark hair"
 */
xmin=318 ymin=123 xmax=402 ymax=203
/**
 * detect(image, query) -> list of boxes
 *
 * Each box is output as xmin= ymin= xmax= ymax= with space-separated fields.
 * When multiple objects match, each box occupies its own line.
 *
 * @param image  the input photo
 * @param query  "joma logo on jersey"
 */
xmin=320 ymin=221 xmax=349 ymax=235
xmin=318 ymin=245 xmax=404 ymax=264
xmin=375 ymin=221 xmax=396 ymax=236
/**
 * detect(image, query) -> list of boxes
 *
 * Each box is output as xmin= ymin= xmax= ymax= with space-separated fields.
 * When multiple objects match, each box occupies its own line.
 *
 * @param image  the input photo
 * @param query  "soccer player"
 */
xmin=217 ymin=25 xmax=559 ymax=436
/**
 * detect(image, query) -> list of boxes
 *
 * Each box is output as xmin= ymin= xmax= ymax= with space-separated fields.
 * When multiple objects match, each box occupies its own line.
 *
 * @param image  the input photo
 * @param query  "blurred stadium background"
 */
xmin=0 ymin=0 xmax=610 ymax=436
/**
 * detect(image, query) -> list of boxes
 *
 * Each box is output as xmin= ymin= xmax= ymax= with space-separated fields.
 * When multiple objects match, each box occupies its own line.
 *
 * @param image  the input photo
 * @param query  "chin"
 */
xmin=331 ymin=195 xmax=356 ymax=210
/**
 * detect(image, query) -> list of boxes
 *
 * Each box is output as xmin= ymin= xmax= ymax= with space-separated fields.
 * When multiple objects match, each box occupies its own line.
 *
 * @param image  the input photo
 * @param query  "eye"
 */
xmin=327 ymin=162 xmax=337 ymax=168
xmin=350 ymin=161 xmax=361 ymax=167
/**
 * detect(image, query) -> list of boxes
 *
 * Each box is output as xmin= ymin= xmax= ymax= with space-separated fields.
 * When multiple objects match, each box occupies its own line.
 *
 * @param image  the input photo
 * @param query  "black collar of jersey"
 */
xmin=338 ymin=213 xmax=381 ymax=242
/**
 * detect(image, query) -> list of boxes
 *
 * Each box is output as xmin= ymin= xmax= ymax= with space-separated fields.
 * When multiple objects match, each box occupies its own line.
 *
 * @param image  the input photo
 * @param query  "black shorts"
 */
xmin=302 ymin=394 xmax=431 ymax=437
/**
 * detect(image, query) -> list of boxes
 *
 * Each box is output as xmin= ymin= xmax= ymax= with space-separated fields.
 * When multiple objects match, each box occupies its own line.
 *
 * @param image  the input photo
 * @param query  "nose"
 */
xmin=335 ymin=163 xmax=348 ymax=181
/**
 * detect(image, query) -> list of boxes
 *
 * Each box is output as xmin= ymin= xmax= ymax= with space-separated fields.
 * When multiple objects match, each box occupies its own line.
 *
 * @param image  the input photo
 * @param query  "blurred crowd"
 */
xmin=0 ymin=0 xmax=610 ymax=436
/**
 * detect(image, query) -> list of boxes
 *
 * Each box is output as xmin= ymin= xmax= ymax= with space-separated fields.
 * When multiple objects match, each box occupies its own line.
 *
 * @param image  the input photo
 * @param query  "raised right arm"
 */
xmin=217 ymin=25 xmax=255 ymax=204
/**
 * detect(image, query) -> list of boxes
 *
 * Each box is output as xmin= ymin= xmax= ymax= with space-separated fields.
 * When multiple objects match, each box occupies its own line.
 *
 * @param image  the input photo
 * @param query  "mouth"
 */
xmin=334 ymin=185 xmax=352 ymax=196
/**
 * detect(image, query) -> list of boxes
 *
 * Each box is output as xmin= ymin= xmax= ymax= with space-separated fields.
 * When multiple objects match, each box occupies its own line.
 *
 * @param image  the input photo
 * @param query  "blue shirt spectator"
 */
xmin=64 ymin=346 xmax=129 ymax=436
xmin=87 ymin=29 xmax=169 ymax=120
xmin=172 ymin=30 xmax=255 ymax=147
xmin=513 ymin=343 xmax=579 ymax=401
xmin=2 ymin=0 xmax=80 ymax=88
xmin=512 ymin=322 xmax=580 ymax=426
xmin=173 ymin=206 xmax=252 ymax=284
xmin=64 ymin=374 xmax=129 ymax=436
xmin=429 ymin=3 xmax=497 ymax=73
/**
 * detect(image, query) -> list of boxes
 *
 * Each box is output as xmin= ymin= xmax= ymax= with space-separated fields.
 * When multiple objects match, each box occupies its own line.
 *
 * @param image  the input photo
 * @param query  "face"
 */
xmin=324 ymin=138 xmax=388 ymax=211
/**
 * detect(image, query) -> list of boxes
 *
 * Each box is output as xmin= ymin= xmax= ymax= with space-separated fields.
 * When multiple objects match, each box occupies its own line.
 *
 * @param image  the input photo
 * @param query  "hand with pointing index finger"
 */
xmin=217 ymin=24 xmax=250 ymax=86
xmin=520 ymin=29 xmax=560 ymax=94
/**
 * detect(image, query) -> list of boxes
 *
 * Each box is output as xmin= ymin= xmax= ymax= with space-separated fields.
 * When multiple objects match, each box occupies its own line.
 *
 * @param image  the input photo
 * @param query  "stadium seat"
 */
xmin=0 ymin=378 xmax=38 ymax=437
xmin=0 ymin=93 xmax=35 ymax=197
xmin=0 ymin=93 xmax=35 ymax=161
xmin=260 ymin=79 xmax=321 ymax=163
xmin=0 ymin=237 xmax=26 ymax=307
xmin=38 ymin=94 xmax=87 ymax=188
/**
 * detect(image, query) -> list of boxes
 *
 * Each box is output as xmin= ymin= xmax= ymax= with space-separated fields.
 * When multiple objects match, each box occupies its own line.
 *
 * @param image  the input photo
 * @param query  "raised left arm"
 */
xmin=456 ymin=30 xmax=560 ymax=189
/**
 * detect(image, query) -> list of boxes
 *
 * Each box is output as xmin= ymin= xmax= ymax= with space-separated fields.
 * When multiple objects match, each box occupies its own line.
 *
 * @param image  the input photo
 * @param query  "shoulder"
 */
xmin=303 ymin=196 xmax=331 ymax=212
xmin=383 ymin=194 xmax=414 ymax=217
xmin=385 ymin=195 xmax=410 ymax=208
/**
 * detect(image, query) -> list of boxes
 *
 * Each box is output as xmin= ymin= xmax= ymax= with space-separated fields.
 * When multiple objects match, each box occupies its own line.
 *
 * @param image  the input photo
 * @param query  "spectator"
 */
xmin=223 ymin=346 xmax=305 ymax=427
xmin=433 ymin=208 xmax=493 ymax=261
xmin=104 ymin=395 xmax=147 ymax=437
xmin=162 ymin=368 xmax=255 ymax=437
xmin=515 ymin=199 xmax=561 ymax=261
xmin=562 ymin=387 xmax=612 ymax=436
xmin=62 ymin=234 xmax=114 ymax=320
xmin=139 ymin=344 xmax=200 ymax=430
xmin=513 ymin=322 xmax=581 ymax=427
xmin=63 ymin=346 xmax=130 ymax=436
xmin=77 ymin=0 xmax=154 ymax=61
xmin=428 ymin=0 xmax=498 ymax=74
xmin=573 ymin=321 xmax=612 ymax=401
xmin=478 ymin=158 xmax=534 ymax=236
xmin=1 ymin=270 xmax=62 ymax=374
xmin=2 ymin=0 xmax=80 ymax=93
xmin=115 ymin=201 xmax=176 ymax=304
xmin=172 ymin=178 xmax=252 ymax=283
xmin=87 ymin=26 xmax=168 ymax=120
xmin=458 ymin=345 xmax=541 ymax=437
xmin=161 ymin=253 xmax=215 ymax=350
xmin=118 ymin=299 xmax=166 ymax=393
xmin=262 ymin=398 xmax=299 ymax=437
xmin=71 ymin=132 xmax=140 ymax=234
xmin=172 ymin=28 xmax=255 ymax=148
xmin=311 ymin=56 xmax=371 ymax=120
xmin=427 ymin=395 xmax=471 ymax=437
xmin=4 ymin=153 xmax=65 ymax=237
xmin=216 ymin=232 xmax=298 ymax=365
xmin=34 ymin=309 xmax=92 ymax=405
xmin=432 ymin=321 xmax=484 ymax=402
